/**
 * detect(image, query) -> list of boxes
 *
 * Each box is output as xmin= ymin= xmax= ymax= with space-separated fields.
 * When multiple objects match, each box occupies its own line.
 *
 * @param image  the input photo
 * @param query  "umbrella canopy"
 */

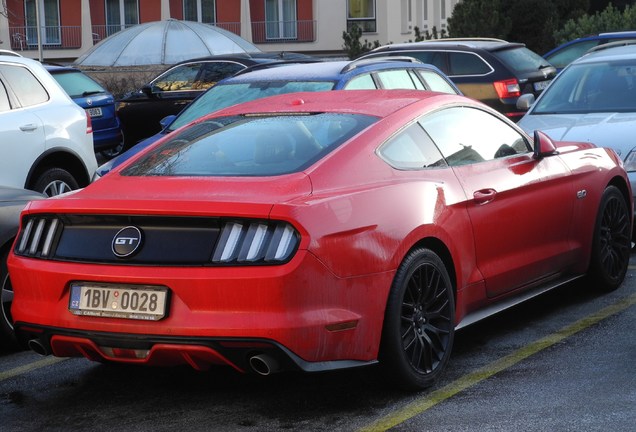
xmin=75 ymin=19 xmax=261 ymax=67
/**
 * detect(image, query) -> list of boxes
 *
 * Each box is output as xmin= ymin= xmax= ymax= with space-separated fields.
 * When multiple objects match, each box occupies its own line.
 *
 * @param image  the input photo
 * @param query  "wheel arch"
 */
xmin=409 ymin=236 xmax=458 ymax=299
xmin=25 ymin=149 xmax=91 ymax=190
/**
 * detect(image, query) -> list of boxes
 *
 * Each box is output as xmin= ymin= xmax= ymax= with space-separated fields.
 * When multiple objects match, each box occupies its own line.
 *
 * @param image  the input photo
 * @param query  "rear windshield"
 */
xmin=493 ymin=47 xmax=552 ymax=74
xmin=169 ymin=81 xmax=335 ymax=131
xmin=122 ymin=113 xmax=376 ymax=177
xmin=51 ymin=71 xmax=106 ymax=97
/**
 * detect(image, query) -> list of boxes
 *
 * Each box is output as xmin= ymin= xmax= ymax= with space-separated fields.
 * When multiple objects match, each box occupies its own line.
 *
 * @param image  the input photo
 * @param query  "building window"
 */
xmin=401 ymin=0 xmax=412 ymax=33
xmin=106 ymin=0 xmax=139 ymax=36
xmin=441 ymin=0 xmax=446 ymax=19
xmin=347 ymin=0 xmax=376 ymax=33
xmin=265 ymin=0 xmax=297 ymax=40
xmin=184 ymin=0 xmax=216 ymax=24
xmin=25 ymin=0 xmax=60 ymax=46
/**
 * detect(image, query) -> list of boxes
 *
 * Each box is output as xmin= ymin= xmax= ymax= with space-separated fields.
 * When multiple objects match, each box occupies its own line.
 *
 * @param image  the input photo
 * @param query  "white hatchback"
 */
xmin=0 ymin=55 xmax=97 ymax=196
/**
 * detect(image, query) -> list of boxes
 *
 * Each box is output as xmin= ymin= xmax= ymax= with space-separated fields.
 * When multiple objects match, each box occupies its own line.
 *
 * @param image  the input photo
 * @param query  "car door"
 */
xmin=419 ymin=106 xmax=576 ymax=297
xmin=0 ymin=67 xmax=46 ymax=189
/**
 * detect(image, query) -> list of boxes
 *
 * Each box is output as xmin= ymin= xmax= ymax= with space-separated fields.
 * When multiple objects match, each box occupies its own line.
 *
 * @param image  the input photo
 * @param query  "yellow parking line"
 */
xmin=359 ymin=292 xmax=636 ymax=432
xmin=0 ymin=356 xmax=67 ymax=382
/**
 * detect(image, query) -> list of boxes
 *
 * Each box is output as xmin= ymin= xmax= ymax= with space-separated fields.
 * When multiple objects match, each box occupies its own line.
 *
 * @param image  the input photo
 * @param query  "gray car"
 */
xmin=1 ymin=186 xmax=44 ymax=347
xmin=517 ymin=44 xmax=636 ymax=211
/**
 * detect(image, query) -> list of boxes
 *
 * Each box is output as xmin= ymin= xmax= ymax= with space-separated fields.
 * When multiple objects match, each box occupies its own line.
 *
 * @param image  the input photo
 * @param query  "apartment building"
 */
xmin=0 ymin=0 xmax=460 ymax=61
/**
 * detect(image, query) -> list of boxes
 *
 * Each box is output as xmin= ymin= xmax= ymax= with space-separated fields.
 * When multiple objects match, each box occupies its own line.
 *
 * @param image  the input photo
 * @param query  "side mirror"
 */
xmin=159 ymin=115 xmax=176 ymax=129
xmin=516 ymin=94 xmax=535 ymax=111
xmin=141 ymin=84 xmax=162 ymax=98
xmin=533 ymin=130 xmax=559 ymax=159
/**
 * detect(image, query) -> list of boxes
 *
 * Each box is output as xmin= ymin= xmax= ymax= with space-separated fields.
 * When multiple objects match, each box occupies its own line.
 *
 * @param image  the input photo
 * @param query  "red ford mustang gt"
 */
xmin=8 ymin=90 xmax=632 ymax=390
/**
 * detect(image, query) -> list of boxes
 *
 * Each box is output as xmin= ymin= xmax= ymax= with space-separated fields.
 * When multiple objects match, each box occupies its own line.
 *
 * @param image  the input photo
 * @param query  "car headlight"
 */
xmin=624 ymin=149 xmax=636 ymax=172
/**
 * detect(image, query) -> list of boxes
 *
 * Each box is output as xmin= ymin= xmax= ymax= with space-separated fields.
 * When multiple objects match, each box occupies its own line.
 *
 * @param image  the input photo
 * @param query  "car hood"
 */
xmin=32 ymin=173 xmax=314 ymax=216
xmin=0 ymin=187 xmax=45 ymax=203
xmin=518 ymin=112 xmax=636 ymax=159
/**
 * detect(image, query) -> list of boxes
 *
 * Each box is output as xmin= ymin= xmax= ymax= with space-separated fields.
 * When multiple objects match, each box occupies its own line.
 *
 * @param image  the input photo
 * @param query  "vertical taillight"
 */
xmin=493 ymin=79 xmax=521 ymax=98
xmin=86 ymin=114 xmax=93 ymax=134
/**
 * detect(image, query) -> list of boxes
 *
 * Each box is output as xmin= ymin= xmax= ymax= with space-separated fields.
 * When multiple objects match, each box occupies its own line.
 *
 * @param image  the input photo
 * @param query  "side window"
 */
xmin=378 ymin=122 xmax=447 ymax=169
xmin=400 ymin=51 xmax=447 ymax=73
xmin=376 ymin=69 xmax=417 ymax=89
xmin=419 ymin=106 xmax=530 ymax=166
xmin=448 ymin=52 xmax=491 ymax=76
xmin=416 ymin=70 xmax=457 ymax=94
xmin=0 ymin=65 xmax=48 ymax=107
xmin=344 ymin=74 xmax=377 ymax=89
xmin=0 ymin=80 xmax=11 ymax=112
xmin=152 ymin=63 xmax=203 ymax=91
xmin=195 ymin=62 xmax=245 ymax=89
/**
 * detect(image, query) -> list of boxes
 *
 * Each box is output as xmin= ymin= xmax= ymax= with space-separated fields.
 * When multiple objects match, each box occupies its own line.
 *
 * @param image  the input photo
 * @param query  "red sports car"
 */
xmin=8 ymin=90 xmax=632 ymax=390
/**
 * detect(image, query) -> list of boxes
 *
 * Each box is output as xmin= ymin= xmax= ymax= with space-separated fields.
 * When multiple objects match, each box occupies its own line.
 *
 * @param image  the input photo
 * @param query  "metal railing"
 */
xmin=251 ymin=20 xmax=316 ymax=43
xmin=9 ymin=26 xmax=82 ymax=50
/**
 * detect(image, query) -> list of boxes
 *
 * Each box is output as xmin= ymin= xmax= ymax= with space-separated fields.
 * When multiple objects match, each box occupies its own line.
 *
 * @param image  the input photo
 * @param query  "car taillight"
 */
xmin=86 ymin=114 xmax=93 ymax=134
xmin=211 ymin=220 xmax=299 ymax=264
xmin=493 ymin=79 xmax=521 ymax=98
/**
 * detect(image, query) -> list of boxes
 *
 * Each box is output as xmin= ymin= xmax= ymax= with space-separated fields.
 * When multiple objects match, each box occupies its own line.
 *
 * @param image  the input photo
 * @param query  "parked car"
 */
xmin=517 ymin=43 xmax=636 ymax=214
xmin=544 ymin=31 xmax=636 ymax=71
xmin=96 ymin=57 xmax=461 ymax=176
xmin=9 ymin=90 xmax=631 ymax=390
xmin=45 ymin=64 xmax=122 ymax=154
xmin=0 ymin=55 xmax=97 ymax=196
xmin=359 ymin=38 xmax=557 ymax=121
xmin=0 ymin=186 xmax=44 ymax=347
xmin=115 ymin=52 xmax=316 ymax=155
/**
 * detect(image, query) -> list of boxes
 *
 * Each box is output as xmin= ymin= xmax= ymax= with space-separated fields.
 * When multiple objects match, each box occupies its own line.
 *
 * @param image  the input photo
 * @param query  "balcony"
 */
xmin=251 ymin=20 xmax=316 ymax=44
xmin=9 ymin=26 xmax=82 ymax=51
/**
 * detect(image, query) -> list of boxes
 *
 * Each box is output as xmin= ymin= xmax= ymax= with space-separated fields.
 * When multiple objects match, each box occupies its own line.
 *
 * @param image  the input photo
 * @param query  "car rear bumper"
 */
xmin=93 ymin=126 xmax=122 ymax=152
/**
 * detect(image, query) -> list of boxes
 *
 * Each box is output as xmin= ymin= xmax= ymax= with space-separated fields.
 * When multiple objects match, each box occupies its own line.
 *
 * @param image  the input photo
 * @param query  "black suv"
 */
xmin=115 ymin=52 xmax=314 ymax=156
xmin=359 ymin=39 xmax=556 ymax=121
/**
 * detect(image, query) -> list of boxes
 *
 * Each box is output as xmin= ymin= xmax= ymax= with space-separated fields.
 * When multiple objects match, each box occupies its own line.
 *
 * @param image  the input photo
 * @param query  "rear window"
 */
xmin=51 ymin=70 xmax=106 ymax=98
xmin=169 ymin=81 xmax=335 ymax=131
xmin=493 ymin=47 xmax=551 ymax=74
xmin=122 ymin=113 xmax=377 ymax=177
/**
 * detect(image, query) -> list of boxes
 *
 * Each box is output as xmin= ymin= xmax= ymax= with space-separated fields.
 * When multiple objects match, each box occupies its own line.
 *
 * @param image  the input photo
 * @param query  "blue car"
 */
xmin=544 ymin=31 xmax=636 ymax=71
xmin=45 ymin=65 xmax=121 ymax=154
xmin=95 ymin=58 xmax=461 ymax=177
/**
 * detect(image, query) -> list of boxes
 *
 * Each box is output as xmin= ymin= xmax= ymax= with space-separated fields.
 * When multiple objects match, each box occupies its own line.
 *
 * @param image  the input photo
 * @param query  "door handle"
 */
xmin=19 ymin=124 xmax=38 ymax=132
xmin=473 ymin=189 xmax=497 ymax=204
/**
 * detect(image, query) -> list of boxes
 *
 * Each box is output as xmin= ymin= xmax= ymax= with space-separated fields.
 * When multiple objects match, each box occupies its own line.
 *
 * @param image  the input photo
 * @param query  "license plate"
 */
xmin=534 ymin=80 xmax=551 ymax=91
xmin=69 ymin=283 xmax=168 ymax=321
xmin=86 ymin=107 xmax=102 ymax=117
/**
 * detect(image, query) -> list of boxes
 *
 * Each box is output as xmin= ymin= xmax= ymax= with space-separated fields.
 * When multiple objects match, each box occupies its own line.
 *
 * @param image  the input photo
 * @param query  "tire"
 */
xmin=32 ymin=167 xmax=79 ymax=197
xmin=100 ymin=141 xmax=125 ymax=159
xmin=588 ymin=185 xmax=631 ymax=292
xmin=380 ymin=247 xmax=455 ymax=390
xmin=1 ymin=248 xmax=18 ymax=349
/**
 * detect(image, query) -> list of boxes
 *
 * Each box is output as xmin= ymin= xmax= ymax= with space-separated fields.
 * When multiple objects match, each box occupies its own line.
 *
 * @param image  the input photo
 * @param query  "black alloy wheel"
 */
xmin=589 ymin=185 xmax=631 ymax=292
xmin=381 ymin=247 xmax=455 ymax=390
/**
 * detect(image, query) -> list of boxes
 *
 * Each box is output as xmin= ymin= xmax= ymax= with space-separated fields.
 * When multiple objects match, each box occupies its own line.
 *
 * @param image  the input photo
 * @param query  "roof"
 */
xmin=222 ymin=59 xmax=445 ymax=84
xmin=575 ymin=43 xmax=636 ymax=64
xmin=370 ymin=39 xmax=524 ymax=52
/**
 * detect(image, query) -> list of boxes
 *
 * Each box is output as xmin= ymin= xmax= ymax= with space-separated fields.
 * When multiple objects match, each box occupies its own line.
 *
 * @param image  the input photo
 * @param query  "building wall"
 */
xmin=0 ymin=0 xmax=460 ymax=60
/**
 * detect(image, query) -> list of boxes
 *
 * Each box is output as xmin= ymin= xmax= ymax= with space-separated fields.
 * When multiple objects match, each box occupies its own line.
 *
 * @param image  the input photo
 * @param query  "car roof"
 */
xmin=207 ymin=89 xmax=466 ymax=120
xmin=573 ymin=43 xmax=636 ymax=64
xmin=544 ymin=31 xmax=636 ymax=57
xmin=219 ymin=59 xmax=447 ymax=84
xmin=168 ymin=51 xmax=314 ymax=67
xmin=370 ymin=38 xmax=524 ymax=52
xmin=43 ymin=63 xmax=81 ymax=73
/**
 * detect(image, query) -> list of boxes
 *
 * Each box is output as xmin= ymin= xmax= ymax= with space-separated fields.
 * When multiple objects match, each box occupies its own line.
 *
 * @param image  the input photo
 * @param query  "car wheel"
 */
xmin=588 ymin=185 xmax=631 ymax=292
xmin=0 ymin=248 xmax=18 ymax=348
xmin=100 ymin=141 xmax=125 ymax=159
xmin=32 ymin=167 xmax=79 ymax=197
xmin=380 ymin=247 xmax=455 ymax=390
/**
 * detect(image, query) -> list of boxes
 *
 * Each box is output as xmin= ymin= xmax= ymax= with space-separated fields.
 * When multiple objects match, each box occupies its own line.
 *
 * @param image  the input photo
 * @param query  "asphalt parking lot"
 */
xmin=1 ymin=257 xmax=634 ymax=431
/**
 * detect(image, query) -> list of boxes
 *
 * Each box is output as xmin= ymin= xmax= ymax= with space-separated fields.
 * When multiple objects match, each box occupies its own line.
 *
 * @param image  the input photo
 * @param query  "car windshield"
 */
xmin=51 ymin=71 xmax=106 ymax=97
xmin=122 ymin=112 xmax=376 ymax=177
xmin=532 ymin=59 xmax=636 ymax=114
xmin=494 ymin=47 xmax=552 ymax=73
xmin=168 ymin=81 xmax=335 ymax=131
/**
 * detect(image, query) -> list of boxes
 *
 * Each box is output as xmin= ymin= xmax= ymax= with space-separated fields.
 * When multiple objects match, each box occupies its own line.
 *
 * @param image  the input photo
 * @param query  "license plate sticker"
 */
xmin=534 ymin=80 xmax=551 ymax=91
xmin=86 ymin=107 xmax=103 ymax=117
xmin=69 ymin=283 xmax=168 ymax=321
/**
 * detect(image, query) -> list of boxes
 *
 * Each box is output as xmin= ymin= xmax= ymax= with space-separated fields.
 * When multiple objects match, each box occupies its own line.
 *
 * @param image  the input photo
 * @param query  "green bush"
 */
xmin=554 ymin=3 xmax=636 ymax=45
xmin=342 ymin=25 xmax=380 ymax=59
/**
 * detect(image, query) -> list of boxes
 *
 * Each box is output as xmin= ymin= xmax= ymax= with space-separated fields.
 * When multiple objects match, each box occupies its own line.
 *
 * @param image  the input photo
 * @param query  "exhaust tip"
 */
xmin=28 ymin=339 xmax=50 ymax=356
xmin=249 ymin=354 xmax=279 ymax=376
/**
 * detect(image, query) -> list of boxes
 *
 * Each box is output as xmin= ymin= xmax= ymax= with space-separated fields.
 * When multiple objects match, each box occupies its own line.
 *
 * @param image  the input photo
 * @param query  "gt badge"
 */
xmin=112 ymin=226 xmax=143 ymax=257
